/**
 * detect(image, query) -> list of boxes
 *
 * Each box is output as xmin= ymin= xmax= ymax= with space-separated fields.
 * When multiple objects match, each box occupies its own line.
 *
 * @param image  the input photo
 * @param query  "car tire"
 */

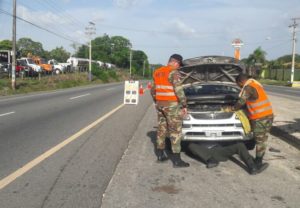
xmin=55 ymin=69 xmax=60 ymax=75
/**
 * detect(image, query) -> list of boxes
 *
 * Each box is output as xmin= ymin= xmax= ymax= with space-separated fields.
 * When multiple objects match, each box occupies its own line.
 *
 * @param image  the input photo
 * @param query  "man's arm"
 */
xmin=232 ymin=86 xmax=256 ymax=110
xmin=169 ymin=70 xmax=187 ymax=108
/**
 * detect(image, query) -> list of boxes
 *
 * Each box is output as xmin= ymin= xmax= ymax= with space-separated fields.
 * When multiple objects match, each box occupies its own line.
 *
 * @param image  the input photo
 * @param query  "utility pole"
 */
xmin=289 ymin=17 xmax=300 ymax=84
xmin=85 ymin=22 xmax=96 ymax=82
xmin=142 ymin=60 xmax=145 ymax=77
xmin=11 ymin=0 xmax=17 ymax=90
xmin=129 ymin=47 xmax=132 ymax=78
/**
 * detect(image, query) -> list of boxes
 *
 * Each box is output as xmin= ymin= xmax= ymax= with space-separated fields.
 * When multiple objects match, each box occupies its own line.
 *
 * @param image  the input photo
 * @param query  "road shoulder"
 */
xmin=101 ymin=103 xmax=300 ymax=208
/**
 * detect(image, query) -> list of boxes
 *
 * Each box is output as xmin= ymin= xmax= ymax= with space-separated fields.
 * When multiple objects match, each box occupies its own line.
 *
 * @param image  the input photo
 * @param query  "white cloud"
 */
xmin=165 ymin=19 xmax=198 ymax=39
xmin=113 ymin=0 xmax=139 ymax=8
xmin=17 ymin=5 xmax=69 ymax=25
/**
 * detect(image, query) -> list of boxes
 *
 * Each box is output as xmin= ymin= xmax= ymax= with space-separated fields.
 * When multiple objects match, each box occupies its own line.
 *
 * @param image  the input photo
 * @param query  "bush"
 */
xmin=108 ymin=70 xmax=118 ymax=81
xmin=92 ymin=68 xmax=109 ymax=82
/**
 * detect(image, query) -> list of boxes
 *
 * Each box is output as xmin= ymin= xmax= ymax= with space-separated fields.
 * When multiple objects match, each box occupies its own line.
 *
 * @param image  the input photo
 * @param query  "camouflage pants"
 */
xmin=156 ymin=105 xmax=183 ymax=153
xmin=251 ymin=117 xmax=274 ymax=158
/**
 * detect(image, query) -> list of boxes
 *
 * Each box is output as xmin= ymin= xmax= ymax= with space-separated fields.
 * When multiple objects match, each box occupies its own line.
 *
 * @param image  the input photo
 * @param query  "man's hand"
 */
xmin=221 ymin=106 xmax=234 ymax=112
xmin=181 ymin=107 xmax=188 ymax=118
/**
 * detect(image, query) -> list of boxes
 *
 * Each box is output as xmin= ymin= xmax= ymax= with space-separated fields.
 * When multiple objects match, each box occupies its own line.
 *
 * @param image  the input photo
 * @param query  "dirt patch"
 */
xmin=151 ymin=184 xmax=181 ymax=194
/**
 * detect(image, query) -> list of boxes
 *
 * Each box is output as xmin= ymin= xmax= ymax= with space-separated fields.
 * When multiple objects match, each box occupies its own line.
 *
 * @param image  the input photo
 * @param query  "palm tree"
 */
xmin=246 ymin=47 xmax=267 ymax=77
xmin=247 ymin=47 xmax=267 ymax=66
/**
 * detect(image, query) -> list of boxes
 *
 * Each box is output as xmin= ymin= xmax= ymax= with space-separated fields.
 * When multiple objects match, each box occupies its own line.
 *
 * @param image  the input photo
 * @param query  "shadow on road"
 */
xmin=271 ymin=118 xmax=300 ymax=150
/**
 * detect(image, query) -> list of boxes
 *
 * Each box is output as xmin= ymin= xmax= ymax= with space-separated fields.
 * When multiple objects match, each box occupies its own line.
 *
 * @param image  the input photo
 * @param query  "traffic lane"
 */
xmin=0 ymin=85 xmax=124 ymax=179
xmin=264 ymin=85 xmax=300 ymax=98
xmin=0 ymin=82 xmax=123 ymax=108
xmin=101 ymin=105 xmax=300 ymax=208
xmin=0 ymin=94 xmax=153 ymax=208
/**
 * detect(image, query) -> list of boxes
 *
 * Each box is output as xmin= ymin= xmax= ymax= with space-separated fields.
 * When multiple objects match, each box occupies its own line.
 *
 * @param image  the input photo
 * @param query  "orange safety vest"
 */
xmin=242 ymin=79 xmax=273 ymax=120
xmin=153 ymin=65 xmax=178 ymax=102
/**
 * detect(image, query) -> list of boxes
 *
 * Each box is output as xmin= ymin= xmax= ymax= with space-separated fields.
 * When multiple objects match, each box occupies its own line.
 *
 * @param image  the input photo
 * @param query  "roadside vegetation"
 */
xmin=0 ymin=68 xmax=135 ymax=96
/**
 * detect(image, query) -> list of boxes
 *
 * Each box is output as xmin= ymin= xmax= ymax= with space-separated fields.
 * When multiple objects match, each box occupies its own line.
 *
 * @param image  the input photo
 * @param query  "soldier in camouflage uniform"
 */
xmin=151 ymin=54 xmax=189 ymax=168
xmin=232 ymin=73 xmax=274 ymax=167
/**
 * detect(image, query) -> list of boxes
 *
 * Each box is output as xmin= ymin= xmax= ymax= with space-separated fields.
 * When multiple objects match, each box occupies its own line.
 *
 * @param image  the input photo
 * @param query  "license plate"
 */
xmin=205 ymin=131 xmax=222 ymax=137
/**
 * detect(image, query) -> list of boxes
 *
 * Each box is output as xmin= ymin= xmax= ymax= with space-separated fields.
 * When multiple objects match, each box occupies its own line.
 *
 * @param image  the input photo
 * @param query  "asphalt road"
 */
xmin=0 ymin=82 xmax=153 ymax=208
xmin=101 ymin=96 xmax=300 ymax=208
xmin=264 ymin=85 xmax=300 ymax=100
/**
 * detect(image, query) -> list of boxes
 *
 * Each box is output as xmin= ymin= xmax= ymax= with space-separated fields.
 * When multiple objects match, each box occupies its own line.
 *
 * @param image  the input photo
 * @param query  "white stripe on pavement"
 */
xmin=69 ymin=93 xmax=90 ymax=100
xmin=106 ymin=88 xmax=115 ymax=91
xmin=0 ymin=112 xmax=15 ymax=117
xmin=0 ymin=103 xmax=125 ymax=190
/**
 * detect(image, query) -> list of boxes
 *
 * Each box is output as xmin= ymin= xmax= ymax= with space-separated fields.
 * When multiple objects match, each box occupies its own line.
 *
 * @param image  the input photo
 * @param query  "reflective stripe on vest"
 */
xmin=156 ymin=85 xmax=174 ymax=90
xmin=156 ymin=92 xmax=176 ymax=96
xmin=153 ymin=65 xmax=178 ymax=101
xmin=243 ymin=79 xmax=273 ymax=120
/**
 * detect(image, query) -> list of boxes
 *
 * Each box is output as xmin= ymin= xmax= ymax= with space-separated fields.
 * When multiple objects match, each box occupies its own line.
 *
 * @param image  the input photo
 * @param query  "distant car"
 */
xmin=19 ymin=57 xmax=42 ymax=73
xmin=48 ymin=59 xmax=67 ymax=74
xmin=180 ymin=56 xmax=255 ymax=149
xmin=17 ymin=59 xmax=38 ymax=77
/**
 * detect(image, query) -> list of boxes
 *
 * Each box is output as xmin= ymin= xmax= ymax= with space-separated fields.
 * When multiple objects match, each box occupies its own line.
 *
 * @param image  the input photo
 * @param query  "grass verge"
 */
xmin=0 ymin=70 xmax=129 ymax=96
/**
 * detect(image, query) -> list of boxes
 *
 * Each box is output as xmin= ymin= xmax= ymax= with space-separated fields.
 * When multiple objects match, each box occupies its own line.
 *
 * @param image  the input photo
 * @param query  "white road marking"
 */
xmin=69 ymin=93 xmax=90 ymax=100
xmin=0 ymin=111 xmax=15 ymax=117
xmin=106 ymin=88 xmax=115 ymax=91
xmin=0 ymin=103 xmax=125 ymax=190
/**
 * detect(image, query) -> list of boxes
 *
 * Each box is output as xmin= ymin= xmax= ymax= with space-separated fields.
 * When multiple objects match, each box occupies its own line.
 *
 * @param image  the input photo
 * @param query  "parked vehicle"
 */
xmin=19 ymin=57 xmax=42 ymax=73
xmin=66 ymin=57 xmax=108 ymax=71
xmin=67 ymin=57 xmax=90 ymax=72
xmin=31 ymin=56 xmax=53 ymax=74
xmin=17 ymin=59 xmax=38 ymax=77
xmin=180 ymin=56 xmax=255 ymax=149
xmin=48 ymin=59 xmax=67 ymax=74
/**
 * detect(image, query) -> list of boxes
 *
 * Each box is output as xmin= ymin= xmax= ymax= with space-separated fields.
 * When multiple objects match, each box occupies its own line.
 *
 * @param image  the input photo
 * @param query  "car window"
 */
xmin=184 ymin=85 xmax=239 ymax=96
xmin=27 ymin=59 xmax=35 ymax=64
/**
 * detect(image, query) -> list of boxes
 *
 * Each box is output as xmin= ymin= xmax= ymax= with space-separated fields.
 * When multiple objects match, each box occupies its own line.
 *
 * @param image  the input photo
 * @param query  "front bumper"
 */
xmin=182 ymin=112 xmax=250 ymax=141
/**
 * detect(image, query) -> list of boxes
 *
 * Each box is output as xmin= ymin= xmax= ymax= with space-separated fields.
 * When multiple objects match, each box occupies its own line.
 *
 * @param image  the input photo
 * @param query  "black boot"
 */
xmin=254 ymin=157 xmax=263 ymax=166
xmin=249 ymin=162 xmax=269 ymax=175
xmin=172 ymin=153 xmax=190 ymax=168
xmin=206 ymin=158 xmax=219 ymax=169
xmin=157 ymin=149 xmax=168 ymax=162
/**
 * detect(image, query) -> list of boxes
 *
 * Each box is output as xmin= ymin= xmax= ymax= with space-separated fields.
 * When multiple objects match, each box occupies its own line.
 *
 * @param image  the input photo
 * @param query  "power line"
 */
xmin=2 ymin=0 xmax=83 ymax=45
xmin=0 ymin=8 xmax=86 ymax=46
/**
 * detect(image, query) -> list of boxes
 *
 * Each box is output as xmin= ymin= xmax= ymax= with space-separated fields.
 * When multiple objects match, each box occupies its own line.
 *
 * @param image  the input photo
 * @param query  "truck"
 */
xmin=30 ymin=55 xmax=53 ymax=74
xmin=19 ymin=57 xmax=43 ymax=73
xmin=48 ymin=59 xmax=68 ymax=74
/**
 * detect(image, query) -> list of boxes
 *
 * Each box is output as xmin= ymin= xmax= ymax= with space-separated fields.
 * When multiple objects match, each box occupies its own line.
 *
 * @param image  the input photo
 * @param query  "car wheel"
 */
xmin=55 ymin=69 xmax=60 ymax=74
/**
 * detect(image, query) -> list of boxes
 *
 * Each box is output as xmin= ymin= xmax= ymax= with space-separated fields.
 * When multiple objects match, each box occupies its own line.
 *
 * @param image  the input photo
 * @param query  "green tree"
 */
xmin=132 ymin=50 xmax=148 ymax=76
xmin=49 ymin=46 xmax=71 ymax=62
xmin=17 ymin=37 xmax=44 ymax=57
xmin=246 ymin=47 xmax=267 ymax=66
xmin=75 ymin=44 xmax=89 ymax=58
xmin=0 ymin=40 xmax=12 ymax=50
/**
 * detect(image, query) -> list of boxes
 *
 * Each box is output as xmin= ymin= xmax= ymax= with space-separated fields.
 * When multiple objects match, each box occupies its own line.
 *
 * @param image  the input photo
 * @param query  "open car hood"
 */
xmin=179 ymin=56 xmax=245 ymax=85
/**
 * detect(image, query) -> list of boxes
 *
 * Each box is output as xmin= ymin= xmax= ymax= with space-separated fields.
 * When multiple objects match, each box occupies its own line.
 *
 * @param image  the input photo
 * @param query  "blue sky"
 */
xmin=0 ymin=0 xmax=299 ymax=64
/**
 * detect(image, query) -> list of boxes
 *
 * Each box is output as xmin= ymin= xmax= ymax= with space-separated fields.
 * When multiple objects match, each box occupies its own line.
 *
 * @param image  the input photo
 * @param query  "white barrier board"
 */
xmin=124 ymin=80 xmax=139 ymax=105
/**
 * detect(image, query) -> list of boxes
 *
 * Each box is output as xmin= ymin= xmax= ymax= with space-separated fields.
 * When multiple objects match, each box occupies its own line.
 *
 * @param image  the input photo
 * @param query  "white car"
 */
xmin=19 ymin=57 xmax=42 ymax=73
xmin=48 ymin=59 xmax=67 ymax=74
xmin=180 ymin=56 xmax=255 ymax=149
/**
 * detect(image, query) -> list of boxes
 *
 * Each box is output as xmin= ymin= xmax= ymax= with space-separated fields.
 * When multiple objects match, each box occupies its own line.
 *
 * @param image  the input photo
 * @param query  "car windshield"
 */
xmin=184 ymin=84 xmax=240 ymax=96
xmin=17 ymin=60 xmax=27 ymax=66
xmin=27 ymin=58 xmax=35 ymax=64
xmin=40 ymin=58 xmax=47 ymax=64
